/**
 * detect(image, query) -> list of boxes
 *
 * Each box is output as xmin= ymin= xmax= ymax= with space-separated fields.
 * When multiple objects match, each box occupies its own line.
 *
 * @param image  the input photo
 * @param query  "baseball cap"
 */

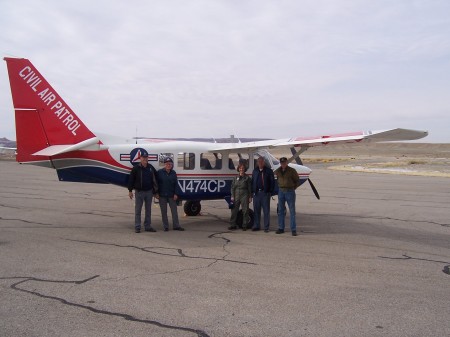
xmin=279 ymin=157 xmax=288 ymax=163
xmin=164 ymin=157 xmax=173 ymax=163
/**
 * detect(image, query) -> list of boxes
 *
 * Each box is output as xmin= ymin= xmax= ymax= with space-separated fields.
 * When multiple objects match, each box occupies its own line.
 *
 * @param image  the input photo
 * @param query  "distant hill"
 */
xmin=0 ymin=137 xmax=16 ymax=148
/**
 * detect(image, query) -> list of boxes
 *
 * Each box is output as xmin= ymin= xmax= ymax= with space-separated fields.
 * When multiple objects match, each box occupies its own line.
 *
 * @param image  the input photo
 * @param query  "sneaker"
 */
xmin=292 ymin=231 xmax=297 ymax=236
xmin=135 ymin=228 xmax=141 ymax=233
xmin=228 ymin=226 xmax=237 ymax=230
xmin=242 ymin=227 xmax=247 ymax=231
xmin=173 ymin=227 xmax=185 ymax=231
xmin=145 ymin=227 xmax=156 ymax=232
xmin=164 ymin=228 xmax=169 ymax=232
xmin=264 ymin=229 xmax=269 ymax=233
xmin=275 ymin=229 xmax=284 ymax=234
xmin=251 ymin=227 xmax=260 ymax=231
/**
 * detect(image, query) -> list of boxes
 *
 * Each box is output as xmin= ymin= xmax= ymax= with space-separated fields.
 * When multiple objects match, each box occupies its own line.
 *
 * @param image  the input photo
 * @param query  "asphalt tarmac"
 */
xmin=0 ymin=161 xmax=449 ymax=337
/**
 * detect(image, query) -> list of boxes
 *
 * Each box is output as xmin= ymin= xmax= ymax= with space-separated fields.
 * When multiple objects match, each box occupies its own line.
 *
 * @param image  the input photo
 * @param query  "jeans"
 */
xmin=135 ymin=190 xmax=153 ymax=230
xmin=253 ymin=191 xmax=271 ymax=230
xmin=277 ymin=189 xmax=297 ymax=232
xmin=159 ymin=197 xmax=180 ymax=229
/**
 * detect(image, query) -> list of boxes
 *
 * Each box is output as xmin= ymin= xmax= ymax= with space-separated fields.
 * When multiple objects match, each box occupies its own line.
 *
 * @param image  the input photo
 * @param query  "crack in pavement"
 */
xmin=77 ymin=211 xmax=117 ymax=218
xmin=208 ymin=232 xmax=231 ymax=259
xmin=307 ymin=213 xmax=450 ymax=227
xmin=104 ymin=262 xmax=220 ymax=281
xmin=0 ymin=203 xmax=24 ymax=209
xmin=64 ymin=238 xmax=256 ymax=265
xmin=200 ymin=212 xmax=229 ymax=224
xmin=325 ymin=194 xmax=449 ymax=206
xmin=73 ymin=211 xmax=131 ymax=218
xmin=103 ymin=232 xmax=245 ymax=281
xmin=0 ymin=275 xmax=210 ymax=337
xmin=0 ymin=195 xmax=57 ymax=201
xmin=378 ymin=254 xmax=450 ymax=275
xmin=0 ymin=216 xmax=54 ymax=226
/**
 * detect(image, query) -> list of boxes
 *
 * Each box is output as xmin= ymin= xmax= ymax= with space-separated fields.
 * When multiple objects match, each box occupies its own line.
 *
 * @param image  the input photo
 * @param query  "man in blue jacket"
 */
xmin=156 ymin=157 xmax=184 ymax=232
xmin=251 ymin=156 xmax=275 ymax=232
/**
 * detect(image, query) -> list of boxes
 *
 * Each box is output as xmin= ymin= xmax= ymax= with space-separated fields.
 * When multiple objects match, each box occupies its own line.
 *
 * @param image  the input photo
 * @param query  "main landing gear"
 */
xmin=184 ymin=200 xmax=202 ymax=216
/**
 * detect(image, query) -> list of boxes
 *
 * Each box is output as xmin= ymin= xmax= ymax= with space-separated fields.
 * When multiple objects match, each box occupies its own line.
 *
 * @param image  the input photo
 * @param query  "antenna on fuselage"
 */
xmin=135 ymin=126 xmax=138 ymax=144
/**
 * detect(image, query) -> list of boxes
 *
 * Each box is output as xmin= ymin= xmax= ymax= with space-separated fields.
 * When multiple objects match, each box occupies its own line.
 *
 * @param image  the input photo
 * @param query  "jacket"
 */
xmin=231 ymin=175 xmax=252 ymax=200
xmin=128 ymin=163 xmax=158 ymax=193
xmin=274 ymin=165 xmax=300 ymax=190
xmin=156 ymin=168 xmax=178 ymax=197
xmin=251 ymin=166 xmax=275 ymax=194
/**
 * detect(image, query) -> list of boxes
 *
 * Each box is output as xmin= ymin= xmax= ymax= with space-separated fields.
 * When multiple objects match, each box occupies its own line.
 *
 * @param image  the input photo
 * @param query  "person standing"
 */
xmin=228 ymin=163 xmax=252 ymax=231
xmin=128 ymin=152 xmax=158 ymax=233
xmin=274 ymin=157 xmax=300 ymax=236
xmin=156 ymin=157 xmax=184 ymax=232
xmin=251 ymin=156 xmax=275 ymax=232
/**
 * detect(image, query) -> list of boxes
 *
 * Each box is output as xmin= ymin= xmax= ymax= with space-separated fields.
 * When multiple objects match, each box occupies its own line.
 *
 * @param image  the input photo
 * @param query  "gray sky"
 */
xmin=1 ymin=0 xmax=449 ymax=142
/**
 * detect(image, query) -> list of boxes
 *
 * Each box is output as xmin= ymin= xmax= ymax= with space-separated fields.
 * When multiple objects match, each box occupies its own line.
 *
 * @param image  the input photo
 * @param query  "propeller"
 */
xmin=308 ymin=178 xmax=320 ymax=200
xmin=290 ymin=147 xmax=303 ymax=165
xmin=290 ymin=147 xmax=320 ymax=200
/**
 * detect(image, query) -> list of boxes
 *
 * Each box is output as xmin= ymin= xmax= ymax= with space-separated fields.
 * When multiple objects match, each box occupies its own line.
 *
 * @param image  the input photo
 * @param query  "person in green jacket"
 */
xmin=228 ymin=163 xmax=252 ymax=230
xmin=274 ymin=157 xmax=300 ymax=236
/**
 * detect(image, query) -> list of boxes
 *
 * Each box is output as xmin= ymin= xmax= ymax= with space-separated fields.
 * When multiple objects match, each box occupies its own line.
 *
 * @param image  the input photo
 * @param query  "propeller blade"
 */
xmin=308 ymin=178 xmax=320 ymax=200
xmin=290 ymin=147 xmax=303 ymax=165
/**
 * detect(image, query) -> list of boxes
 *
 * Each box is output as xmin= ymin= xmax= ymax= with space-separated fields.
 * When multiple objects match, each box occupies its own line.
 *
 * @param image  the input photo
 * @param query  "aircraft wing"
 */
xmin=210 ymin=128 xmax=428 ymax=152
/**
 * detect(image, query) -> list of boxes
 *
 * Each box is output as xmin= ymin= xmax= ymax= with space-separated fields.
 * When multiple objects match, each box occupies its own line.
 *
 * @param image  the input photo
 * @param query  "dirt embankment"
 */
xmin=273 ymin=143 xmax=450 ymax=177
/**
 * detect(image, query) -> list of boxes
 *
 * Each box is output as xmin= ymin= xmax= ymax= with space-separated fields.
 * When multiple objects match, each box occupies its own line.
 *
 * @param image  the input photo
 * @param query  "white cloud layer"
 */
xmin=1 ymin=0 xmax=449 ymax=141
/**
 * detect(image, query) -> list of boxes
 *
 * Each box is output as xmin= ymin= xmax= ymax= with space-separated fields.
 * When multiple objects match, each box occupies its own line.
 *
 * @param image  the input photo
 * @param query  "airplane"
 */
xmin=3 ymin=57 xmax=428 ymax=226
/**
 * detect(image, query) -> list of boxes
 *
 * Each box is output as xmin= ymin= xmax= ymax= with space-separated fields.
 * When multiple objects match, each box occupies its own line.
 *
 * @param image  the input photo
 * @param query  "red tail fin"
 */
xmin=4 ymin=57 xmax=96 ymax=163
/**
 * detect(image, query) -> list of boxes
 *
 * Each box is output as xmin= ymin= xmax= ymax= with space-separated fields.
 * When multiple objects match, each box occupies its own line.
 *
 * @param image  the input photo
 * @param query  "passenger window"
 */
xmin=159 ymin=153 xmax=174 ymax=168
xmin=228 ymin=153 xmax=249 ymax=171
xmin=200 ymin=153 xmax=222 ymax=170
xmin=178 ymin=152 xmax=195 ymax=170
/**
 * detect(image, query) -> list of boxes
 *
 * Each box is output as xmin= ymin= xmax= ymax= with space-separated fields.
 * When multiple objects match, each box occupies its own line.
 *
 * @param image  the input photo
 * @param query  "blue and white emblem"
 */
xmin=120 ymin=148 xmax=158 ymax=166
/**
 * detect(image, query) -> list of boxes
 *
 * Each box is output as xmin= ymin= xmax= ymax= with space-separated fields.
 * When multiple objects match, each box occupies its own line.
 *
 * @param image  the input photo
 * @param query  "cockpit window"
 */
xmin=229 ymin=153 xmax=249 ymax=171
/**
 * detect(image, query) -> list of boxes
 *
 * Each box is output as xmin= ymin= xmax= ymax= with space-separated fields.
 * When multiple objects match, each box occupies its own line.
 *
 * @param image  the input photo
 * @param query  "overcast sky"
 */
xmin=1 ymin=0 xmax=449 ymax=142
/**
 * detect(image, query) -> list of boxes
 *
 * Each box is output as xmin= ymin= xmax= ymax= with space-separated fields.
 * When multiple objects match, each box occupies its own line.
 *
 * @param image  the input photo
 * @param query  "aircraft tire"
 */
xmin=236 ymin=209 xmax=254 ymax=229
xmin=184 ymin=200 xmax=201 ymax=216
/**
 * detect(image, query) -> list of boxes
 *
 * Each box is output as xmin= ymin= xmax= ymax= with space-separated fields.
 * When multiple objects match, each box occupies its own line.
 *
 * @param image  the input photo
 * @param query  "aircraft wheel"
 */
xmin=184 ymin=200 xmax=201 ymax=216
xmin=236 ymin=209 xmax=254 ymax=229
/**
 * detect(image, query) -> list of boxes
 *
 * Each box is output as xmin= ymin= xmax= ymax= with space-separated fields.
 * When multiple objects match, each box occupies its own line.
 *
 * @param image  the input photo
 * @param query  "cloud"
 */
xmin=1 ymin=0 xmax=449 ymax=142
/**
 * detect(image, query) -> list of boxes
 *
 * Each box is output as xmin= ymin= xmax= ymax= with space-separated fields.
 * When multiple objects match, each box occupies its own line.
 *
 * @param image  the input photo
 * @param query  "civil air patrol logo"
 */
xmin=120 ymin=148 xmax=158 ymax=166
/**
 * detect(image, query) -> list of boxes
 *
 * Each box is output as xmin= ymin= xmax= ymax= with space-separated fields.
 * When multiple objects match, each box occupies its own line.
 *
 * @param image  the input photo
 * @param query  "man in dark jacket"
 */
xmin=128 ymin=152 xmax=158 ymax=233
xmin=251 ymin=156 xmax=275 ymax=232
xmin=155 ymin=157 xmax=184 ymax=231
